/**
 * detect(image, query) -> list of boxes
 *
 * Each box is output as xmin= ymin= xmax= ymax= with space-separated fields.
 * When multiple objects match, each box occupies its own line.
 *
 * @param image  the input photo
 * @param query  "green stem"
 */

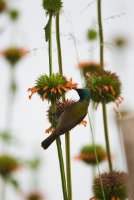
xmin=56 ymin=14 xmax=72 ymax=200
xmin=65 ymin=133 xmax=72 ymax=200
xmin=97 ymin=0 xmax=113 ymax=172
xmin=47 ymin=16 xmax=68 ymax=199
xmin=56 ymin=14 xmax=63 ymax=74
xmin=49 ymin=14 xmax=52 ymax=75
xmin=97 ymin=0 xmax=104 ymax=70
xmin=51 ymin=102 xmax=68 ymax=200
xmin=102 ymin=103 xmax=113 ymax=171
xmin=88 ymin=114 xmax=106 ymax=200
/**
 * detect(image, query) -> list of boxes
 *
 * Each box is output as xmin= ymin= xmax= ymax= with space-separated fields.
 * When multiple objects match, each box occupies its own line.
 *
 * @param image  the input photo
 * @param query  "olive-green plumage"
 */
xmin=41 ymin=88 xmax=91 ymax=149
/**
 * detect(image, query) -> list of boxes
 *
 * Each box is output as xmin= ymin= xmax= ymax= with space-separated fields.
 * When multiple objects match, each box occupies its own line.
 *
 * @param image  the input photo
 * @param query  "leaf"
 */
xmin=44 ymin=14 xmax=52 ymax=42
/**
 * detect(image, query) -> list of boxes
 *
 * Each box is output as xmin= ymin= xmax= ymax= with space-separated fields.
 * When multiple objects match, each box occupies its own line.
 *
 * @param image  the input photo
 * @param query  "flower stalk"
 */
xmin=97 ymin=0 xmax=113 ymax=172
xmin=56 ymin=13 xmax=72 ymax=200
xmin=48 ymin=14 xmax=52 ymax=75
xmin=45 ymin=11 xmax=68 ymax=200
xmin=51 ymin=102 xmax=68 ymax=200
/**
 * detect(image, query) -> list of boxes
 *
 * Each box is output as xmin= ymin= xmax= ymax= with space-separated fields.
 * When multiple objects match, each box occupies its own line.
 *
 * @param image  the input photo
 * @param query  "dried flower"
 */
xmin=78 ymin=62 xmax=101 ymax=78
xmin=93 ymin=171 xmax=129 ymax=200
xmin=0 ymin=155 xmax=20 ymax=177
xmin=114 ymin=37 xmax=127 ymax=48
xmin=87 ymin=29 xmax=98 ymax=41
xmin=0 ymin=0 xmax=7 ymax=13
xmin=0 ymin=47 xmax=28 ymax=66
xmin=86 ymin=70 xmax=121 ymax=104
xmin=74 ymin=144 xmax=106 ymax=165
xmin=28 ymin=73 xmax=78 ymax=102
xmin=26 ymin=191 xmax=44 ymax=200
xmin=42 ymin=0 xmax=63 ymax=16
xmin=48 ymin=99 xmax=75 ymax=123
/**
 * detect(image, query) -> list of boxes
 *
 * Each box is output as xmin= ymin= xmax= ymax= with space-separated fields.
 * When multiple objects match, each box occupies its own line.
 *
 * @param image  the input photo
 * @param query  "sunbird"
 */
xmin=41 ymin=88 xmax=91 ymax=150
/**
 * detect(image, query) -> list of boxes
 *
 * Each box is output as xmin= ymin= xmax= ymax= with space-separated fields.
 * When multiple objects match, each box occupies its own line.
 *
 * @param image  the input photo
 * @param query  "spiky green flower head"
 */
xmin=28 ymin=73 xmax=78 ymax=102
xmin=0 ymin=0 xmax=7 ymax=13
xmin=43 ymin=0 xmax=63 ymax=16
xmin=0 ymin=155 xmax=20 ymax=178
xmin=93 ymin=171 xmax=129 ymax=200
xmin=75 ymin=144 xmax=106 ymax=165
xmin=86 ymin=70 xmax=121 ymax=104
xmin=87 ymin=28 xmax=98 ymax=41
xmin=9 ymin=9 xmax=19 ymax=21
xmin=0 ymin=47 xmax=28 ymax=66
xmin=78 ymin=61 xmax=101 ymax=78
xmin=26 ymin=191 xmax=43 ymax=200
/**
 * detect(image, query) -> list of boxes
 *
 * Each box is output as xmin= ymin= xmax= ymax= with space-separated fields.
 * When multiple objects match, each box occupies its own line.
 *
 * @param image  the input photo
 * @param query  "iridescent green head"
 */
xmin=74 ymin=88 xmax=91 ymax=101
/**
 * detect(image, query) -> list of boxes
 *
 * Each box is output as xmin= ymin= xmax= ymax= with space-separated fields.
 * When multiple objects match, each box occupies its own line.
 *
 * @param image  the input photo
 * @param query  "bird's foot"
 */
xmin=45 ymin=126 xmax=54 ymax=134
xmin=80 ymin=120 xmax=87 ymax=127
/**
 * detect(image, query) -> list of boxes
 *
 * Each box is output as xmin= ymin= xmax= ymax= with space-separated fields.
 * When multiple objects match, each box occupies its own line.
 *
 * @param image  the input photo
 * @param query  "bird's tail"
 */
xmin=41 ymin=132 xmax=58 ymax=150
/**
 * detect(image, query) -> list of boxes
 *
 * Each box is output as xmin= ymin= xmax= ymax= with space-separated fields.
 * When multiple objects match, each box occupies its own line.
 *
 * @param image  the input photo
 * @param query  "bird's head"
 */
xmin=74 ymin=88 xmax=91 ymax=101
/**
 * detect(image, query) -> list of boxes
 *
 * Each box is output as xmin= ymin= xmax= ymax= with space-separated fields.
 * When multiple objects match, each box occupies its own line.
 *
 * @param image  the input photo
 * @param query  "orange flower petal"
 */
xmin=109 ymin=85 xmax=115 ymax=96
xmin=51 ymin=88 xmax=57 ymax=94
xmin=43 ymin=86 xmax=48 ymax=91
xmin=42 ymin=92 xmax=47 ymax=101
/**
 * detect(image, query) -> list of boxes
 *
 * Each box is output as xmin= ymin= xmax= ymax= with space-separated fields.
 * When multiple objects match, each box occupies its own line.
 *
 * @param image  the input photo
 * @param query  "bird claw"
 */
xmin=45 ymin=126 xmax=54 ymax=134
xmin=80 ymin=120 xmax=87 ymax=127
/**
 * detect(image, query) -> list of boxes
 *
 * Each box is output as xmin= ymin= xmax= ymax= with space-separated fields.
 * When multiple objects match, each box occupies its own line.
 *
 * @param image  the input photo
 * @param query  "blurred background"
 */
xmin=0 ymin=0 xmax=134 ymax=199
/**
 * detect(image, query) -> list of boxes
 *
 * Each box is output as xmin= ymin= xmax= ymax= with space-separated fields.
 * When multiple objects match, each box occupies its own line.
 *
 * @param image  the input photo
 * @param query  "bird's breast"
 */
xmin=55 ymin=101 xmax=89 ymax=135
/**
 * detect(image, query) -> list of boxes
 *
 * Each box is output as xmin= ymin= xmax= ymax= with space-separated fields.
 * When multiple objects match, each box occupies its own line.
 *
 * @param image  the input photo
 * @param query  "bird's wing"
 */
xmin=55 ymin=102 xmax=88 ymax=134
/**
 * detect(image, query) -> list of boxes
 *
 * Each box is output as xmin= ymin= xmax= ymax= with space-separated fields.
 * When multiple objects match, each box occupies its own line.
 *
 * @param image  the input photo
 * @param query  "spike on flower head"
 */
xmin=0 ymin=47 xmax=28 ymax=66
xmin=86 ymin=70 xmax=121 ymax=104
xmin=0 ymin=154 xmax=21 ymax=178
xmin=28 ymin=73 xmax=78 ymax=102
xmin=42 ymin=0 xmax=63 ymax=16
xmin=74 ymin=144 xmax=106 ymax=165
xmin=93 ymin=171 xmax=129 ymax=200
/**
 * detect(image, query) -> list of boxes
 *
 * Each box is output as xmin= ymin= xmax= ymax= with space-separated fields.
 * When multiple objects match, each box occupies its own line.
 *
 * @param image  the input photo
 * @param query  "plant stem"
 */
xmin=97 ymin=0 xmax=113 ymax=172
xmin=56 ymin=14 xmax=72 ymax=200
xmin=65 ymin=133 xmax=72 ymax=200
xmin=102 ymin=103 xmax=113 ymax=171
xmin=97 ymin=0 xmax=104 ymax=70
xmin=49 ymin=14 xmax=52 ymax=75
xmin=51 ymin=102 xmax=68 ymax=200
xmin=47 ymin=16 xmax=68 ymax=199
xmin=56 ymin=14 xmax=63 ymax=74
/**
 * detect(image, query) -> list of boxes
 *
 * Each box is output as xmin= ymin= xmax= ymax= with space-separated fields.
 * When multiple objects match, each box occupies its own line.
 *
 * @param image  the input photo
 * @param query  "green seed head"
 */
xmin=42 ymin=0 xmax=63 ymax=15
xmin=93 ymin=171 xmax=129 ymax=200
xmin=86 ymin=70 xmax=121 ymax=104
xmin=79 ymin=144 xmax=106 ymax=165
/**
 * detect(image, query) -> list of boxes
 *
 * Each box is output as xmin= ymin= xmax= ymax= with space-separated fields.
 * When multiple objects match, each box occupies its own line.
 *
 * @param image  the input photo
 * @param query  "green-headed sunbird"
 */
xmin=41 ymin=88 xmax=91 ymax=149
